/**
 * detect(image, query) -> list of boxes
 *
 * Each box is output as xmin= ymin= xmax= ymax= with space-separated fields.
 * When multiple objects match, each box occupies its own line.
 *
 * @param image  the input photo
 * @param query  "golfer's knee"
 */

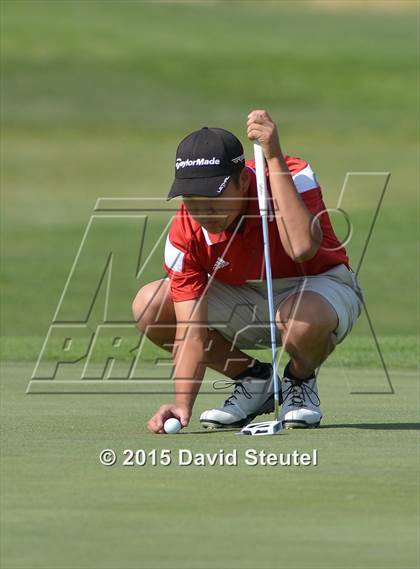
xmin=278 ymin=307 xmax=333 ymax=346
xmin=276 ymin=293 xmax=338 ymax=343
xmin=132 ymin=283 xmax=161 ymax=332
xmin=283 ymin=319 xmax=330 ymax=348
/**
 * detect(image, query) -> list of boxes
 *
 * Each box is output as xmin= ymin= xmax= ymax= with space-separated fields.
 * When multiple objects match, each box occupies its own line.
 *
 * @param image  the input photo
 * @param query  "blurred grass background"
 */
xmin=1 ymin=4 xmax=419 ymax=569
xmin=1 ymin=0 xmax=418 ymax=366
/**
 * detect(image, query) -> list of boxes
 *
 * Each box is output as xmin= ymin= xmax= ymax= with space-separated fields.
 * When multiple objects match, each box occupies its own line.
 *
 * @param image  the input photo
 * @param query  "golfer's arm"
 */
xmin=267 ymin=155 xmax=322 ymax=262
xmin=172 ymin=297 xmax=209 ymax=411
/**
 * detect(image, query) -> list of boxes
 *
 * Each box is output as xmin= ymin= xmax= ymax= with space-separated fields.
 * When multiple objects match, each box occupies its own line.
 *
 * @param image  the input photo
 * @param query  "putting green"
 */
xmin=1 ymin=362 xmax=418 ymax=569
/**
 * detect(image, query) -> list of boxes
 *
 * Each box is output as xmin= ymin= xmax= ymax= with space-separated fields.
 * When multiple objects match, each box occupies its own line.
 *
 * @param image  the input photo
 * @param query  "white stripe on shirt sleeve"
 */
xmin=201 ymin=227 xmax=213 ymax=246
xmin=164 ymin=236 xmax=185 ymax=273
xmin=292 ymin=164 xmax=319 ymax=194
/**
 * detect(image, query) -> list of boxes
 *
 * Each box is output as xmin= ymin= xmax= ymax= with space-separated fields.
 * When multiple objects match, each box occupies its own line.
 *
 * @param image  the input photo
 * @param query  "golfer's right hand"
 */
xmin=147 ymin=403 xmax=191 ymax=434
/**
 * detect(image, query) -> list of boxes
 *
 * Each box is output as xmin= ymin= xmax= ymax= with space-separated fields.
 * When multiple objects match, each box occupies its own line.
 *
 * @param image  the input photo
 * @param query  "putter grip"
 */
xmin=253 ymin=142 xmax=268 ymax=214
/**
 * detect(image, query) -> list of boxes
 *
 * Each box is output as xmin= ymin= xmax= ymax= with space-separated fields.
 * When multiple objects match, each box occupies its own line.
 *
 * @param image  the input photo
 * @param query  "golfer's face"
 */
xmin=183 ymin=180 xmax=245 ymax=233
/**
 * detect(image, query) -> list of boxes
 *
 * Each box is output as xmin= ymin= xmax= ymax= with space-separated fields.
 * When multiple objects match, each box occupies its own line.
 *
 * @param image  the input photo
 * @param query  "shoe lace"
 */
xmin=282 ymin=378 xmax=320 ymax=408
xmin=212 ymin=380 xmax=252 ymax=407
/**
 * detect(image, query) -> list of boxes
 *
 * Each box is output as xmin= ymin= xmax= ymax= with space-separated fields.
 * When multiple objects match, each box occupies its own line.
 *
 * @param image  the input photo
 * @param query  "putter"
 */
xmin=239 ymin=142 xmax=282 ymax=436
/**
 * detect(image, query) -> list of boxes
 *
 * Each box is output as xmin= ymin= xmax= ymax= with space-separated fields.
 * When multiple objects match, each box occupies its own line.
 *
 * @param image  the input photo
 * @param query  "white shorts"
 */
xmin=205 ymin=264 xmax=364 ymax=349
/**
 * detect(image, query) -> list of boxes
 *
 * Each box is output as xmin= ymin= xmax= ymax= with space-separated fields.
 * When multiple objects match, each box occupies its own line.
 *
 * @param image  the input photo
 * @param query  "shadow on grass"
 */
xmin=185 ymin=423 xmax=420 ymax=433
xmin=183 ymin=428 xmax=239 ymax=435
xmin=323 ymin=422 xmax=420 ymax=430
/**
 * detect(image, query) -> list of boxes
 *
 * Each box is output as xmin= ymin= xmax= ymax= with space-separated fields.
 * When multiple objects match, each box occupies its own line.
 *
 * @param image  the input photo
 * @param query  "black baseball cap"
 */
xmin=167 ymin=127 xmax=245 ymax=200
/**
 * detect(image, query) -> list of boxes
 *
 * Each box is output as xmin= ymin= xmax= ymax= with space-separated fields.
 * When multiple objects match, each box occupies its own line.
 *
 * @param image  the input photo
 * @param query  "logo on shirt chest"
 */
xmin=212 ymin=257 xmax=230 ymax=272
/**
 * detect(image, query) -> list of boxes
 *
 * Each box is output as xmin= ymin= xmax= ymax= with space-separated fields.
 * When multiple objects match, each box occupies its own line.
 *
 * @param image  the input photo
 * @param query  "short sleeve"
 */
xmin=290 ymin=161 xmax=320 ymax=195
xmin=163 ymin=229 xmax=208 ymax=303
xmin=289 ymin=160 xmax=324 ymax=215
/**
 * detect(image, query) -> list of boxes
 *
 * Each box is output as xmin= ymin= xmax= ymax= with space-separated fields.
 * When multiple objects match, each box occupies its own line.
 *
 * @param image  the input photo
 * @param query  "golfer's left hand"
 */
xmin=247 ymin=110 xmax=282 ymax=161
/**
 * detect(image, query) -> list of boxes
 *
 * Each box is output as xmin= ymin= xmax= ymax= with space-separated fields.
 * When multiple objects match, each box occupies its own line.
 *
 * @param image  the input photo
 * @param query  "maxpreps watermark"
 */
xmin=28 ymin=171 xmax=394 ymax=396
xmin=99 ymin=448 xmax=319 ymax=467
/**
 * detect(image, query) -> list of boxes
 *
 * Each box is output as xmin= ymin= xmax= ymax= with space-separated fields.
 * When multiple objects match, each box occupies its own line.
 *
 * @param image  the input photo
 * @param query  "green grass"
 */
xmin=1 ymin=1 xmax=419 ymax=568
xmin=1 ymin=1 xmax=418 ymax=344
xmin=1 ymin=363 xmax=419 ymax=569
xmin=1 ymin=335 xmax=419 ymax=372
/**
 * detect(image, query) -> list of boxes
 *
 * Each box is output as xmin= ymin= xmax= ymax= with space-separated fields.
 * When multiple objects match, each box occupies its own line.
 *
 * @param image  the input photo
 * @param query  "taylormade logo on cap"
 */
xmin=176 ymin=157 xmax=221 ymax=170
xmin=167 ymin=127 xmax=244 ymax=200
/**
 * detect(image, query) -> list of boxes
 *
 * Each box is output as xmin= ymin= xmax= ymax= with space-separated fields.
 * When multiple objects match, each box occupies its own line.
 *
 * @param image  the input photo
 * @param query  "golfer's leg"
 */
xmin=276 ymin=291 xmax=338 ymax=379
xmin=132 ymin=279 xmax=254 ymax=378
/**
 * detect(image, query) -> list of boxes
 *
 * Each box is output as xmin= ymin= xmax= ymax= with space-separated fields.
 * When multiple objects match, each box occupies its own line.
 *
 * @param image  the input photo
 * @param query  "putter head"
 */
xmin=239 ymin=420 xmax=283 ymax=436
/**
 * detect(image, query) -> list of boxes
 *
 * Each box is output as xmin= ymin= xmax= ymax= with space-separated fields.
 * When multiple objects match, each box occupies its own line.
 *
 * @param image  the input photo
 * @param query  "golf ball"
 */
xmin=164 ymin=418 xmax=182 ymax=434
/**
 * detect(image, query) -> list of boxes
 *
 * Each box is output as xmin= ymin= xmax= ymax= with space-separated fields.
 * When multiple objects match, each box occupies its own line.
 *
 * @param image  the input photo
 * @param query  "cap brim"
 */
xmin=166 ymin=174 xmax=231 ymax=201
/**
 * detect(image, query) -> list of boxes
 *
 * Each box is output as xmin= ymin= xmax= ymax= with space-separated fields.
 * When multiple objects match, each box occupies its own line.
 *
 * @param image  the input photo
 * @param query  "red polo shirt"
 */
xmin=164 ymin=156 xmax=349 ymax=302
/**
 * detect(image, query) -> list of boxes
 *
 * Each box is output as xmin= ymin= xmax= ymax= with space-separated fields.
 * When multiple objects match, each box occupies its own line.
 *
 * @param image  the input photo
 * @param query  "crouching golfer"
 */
xmin=132 ymin=110 xmax=363 ymax=434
